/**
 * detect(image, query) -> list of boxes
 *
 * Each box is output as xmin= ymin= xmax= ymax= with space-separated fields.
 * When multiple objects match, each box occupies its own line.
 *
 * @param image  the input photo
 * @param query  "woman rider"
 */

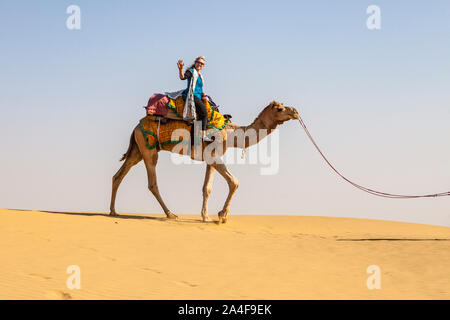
xmin=177 ymin=56 xmax=212 ymax=142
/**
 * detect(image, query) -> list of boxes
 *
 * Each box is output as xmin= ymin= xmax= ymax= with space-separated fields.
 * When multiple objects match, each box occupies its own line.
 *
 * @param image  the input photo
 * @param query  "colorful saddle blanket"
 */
xmin=139 ymin=96 xmax=229 ymax=150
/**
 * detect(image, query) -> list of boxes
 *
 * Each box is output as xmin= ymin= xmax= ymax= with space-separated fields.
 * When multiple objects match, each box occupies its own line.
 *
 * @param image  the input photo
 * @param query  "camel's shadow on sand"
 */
xmin=38 ymin=210 xmax=220 ymax=225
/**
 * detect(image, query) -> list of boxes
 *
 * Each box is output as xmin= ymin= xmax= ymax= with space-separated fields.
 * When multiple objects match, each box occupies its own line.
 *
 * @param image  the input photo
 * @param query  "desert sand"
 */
xmin=0 ymin=208 xmax=449 ymax=300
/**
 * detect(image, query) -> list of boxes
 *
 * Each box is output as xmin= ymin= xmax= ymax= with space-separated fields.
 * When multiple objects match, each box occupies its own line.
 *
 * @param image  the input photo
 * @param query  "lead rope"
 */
xmin=297 ymin=117 xmax=450 ymax=198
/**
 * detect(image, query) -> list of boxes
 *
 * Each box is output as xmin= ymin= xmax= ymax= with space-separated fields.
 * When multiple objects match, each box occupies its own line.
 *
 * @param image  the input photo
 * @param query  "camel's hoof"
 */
xmin=166 ymin=212 xmax=178 ymax=220
xmin=202 ymin=216 xmax=212 ymax=222
xmin=218 ymin=212 xmax=228 ymax=224
xmin=110 ymin=211 xmax=119 ymax=217
xmin=218 ymin=217 xmax=228 ymax=224
xmin=218 ymin=210 xmax=228 ymax=224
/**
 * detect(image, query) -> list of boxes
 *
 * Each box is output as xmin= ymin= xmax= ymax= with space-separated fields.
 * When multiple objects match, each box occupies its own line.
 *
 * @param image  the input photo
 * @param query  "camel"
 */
xmin=109 ymin=100 xmax=299 ymax=223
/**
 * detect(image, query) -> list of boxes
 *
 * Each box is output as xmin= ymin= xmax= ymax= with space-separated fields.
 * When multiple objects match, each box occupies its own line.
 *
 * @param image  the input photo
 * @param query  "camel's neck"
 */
xmin=229 ymin=112 xmax=279 ymax=149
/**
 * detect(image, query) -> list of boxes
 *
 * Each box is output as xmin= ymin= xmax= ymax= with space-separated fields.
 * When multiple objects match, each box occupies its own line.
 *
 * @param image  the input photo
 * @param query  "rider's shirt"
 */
xmin=182 ymin=67 xmax=203 ymax=100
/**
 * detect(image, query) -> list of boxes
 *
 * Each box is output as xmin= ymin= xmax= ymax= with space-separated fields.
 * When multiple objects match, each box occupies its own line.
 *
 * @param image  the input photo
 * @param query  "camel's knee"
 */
xmin=230 ymin=178 xmax=239 ymax=192
xmin=202 ymin=186 xmax=212 ymax=197
xmin=148 ymin=183 xmax=159 ymax=195
xmin=112 ymin=171 xmax=123 ymax=185
xmin=233 ymin=178 xmax=239 ymax=190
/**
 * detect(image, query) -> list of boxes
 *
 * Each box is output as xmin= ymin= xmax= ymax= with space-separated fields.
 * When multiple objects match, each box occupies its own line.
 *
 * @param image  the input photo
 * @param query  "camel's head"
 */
xmin=266 ymin=101 xmax=300 ymax=125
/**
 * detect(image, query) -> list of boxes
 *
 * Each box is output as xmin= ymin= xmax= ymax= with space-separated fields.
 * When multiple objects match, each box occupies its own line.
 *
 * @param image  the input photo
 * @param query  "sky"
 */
xmin=0 ymin=0 xmax=449 ymax=226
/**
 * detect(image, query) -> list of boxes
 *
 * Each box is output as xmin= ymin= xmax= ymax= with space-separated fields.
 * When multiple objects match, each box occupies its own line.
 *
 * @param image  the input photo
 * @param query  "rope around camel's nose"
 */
xmin=297 ymin=118 xmax=450 ymax=199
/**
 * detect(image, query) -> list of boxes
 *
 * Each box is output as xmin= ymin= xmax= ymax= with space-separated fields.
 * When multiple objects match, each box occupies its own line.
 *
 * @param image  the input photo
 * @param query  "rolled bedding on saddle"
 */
xmin=146 ymin=93 xmax=170 ymax=116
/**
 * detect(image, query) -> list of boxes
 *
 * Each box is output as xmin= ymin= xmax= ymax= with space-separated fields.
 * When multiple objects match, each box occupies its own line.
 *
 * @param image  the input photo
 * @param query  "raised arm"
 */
xmin=177 ymin=59 xmax=185 ymax=80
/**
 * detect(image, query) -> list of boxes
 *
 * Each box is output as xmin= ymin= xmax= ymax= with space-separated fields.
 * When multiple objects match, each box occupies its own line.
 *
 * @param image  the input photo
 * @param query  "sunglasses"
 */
xmin=195 ymin=61 xmax=205 ymax=66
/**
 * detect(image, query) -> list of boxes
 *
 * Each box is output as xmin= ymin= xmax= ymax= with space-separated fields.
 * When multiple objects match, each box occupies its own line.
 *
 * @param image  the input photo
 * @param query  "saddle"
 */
xmin=139 ymin=94 xmax=231 ymax=151
xmin=144 ymin=93 xmax=232 ymax=122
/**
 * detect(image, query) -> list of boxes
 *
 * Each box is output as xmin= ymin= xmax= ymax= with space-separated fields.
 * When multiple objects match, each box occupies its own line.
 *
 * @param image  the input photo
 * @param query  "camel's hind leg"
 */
xmin=135 ymin=129 xmax=177 ymax=220
xmin=110 ymin=138 xmax=142 ymax=216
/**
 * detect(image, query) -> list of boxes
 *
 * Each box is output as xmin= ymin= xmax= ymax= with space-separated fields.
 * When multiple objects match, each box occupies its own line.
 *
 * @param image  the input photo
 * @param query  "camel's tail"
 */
xmin=120 ymin=131 xmax=136 ymax=161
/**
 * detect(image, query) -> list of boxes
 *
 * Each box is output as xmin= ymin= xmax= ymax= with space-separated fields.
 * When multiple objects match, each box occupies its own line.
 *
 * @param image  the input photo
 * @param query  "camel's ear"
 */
xmin=273 ymin=102 xmax=285 ymax=111
xmin=269 ymin=101 xmax=283 ymax=109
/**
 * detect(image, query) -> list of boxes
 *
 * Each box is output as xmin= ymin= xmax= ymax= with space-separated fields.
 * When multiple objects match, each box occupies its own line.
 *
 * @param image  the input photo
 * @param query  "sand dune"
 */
xmin=0 ymin=208 xmax=449 ymax=299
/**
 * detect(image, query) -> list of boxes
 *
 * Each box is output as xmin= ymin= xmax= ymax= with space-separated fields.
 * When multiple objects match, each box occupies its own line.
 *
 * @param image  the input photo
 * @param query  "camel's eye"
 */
xmin=277 ymin=108 xmax=283 ymax=112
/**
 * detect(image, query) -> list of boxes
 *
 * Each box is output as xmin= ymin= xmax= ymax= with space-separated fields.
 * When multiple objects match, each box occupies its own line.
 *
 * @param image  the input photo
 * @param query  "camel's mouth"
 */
xmin=287 ymin=107 xmax=300 ymax=120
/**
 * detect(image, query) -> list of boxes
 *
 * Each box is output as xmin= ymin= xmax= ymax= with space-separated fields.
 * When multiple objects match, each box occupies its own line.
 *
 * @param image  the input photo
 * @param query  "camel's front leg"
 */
xmin=201 ymin=164 xmax=216 ymax=222
xmin=211 ymin=162 xmax=239 ymax=223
